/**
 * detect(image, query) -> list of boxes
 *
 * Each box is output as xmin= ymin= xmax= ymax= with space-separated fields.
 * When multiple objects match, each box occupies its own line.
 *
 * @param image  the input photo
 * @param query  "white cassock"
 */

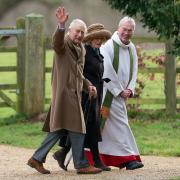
xmin=97 ymin=31 xmax=141 ymax=167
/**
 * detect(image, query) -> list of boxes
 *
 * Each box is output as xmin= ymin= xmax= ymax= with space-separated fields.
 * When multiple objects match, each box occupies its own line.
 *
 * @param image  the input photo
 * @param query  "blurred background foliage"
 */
xmin=104 ymin=0 xmax=180 ymax=55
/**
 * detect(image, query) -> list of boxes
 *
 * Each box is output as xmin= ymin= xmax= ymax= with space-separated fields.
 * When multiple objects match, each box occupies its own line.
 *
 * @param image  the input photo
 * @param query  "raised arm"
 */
xmin=52 ymin=7 xmax=69 ymax=54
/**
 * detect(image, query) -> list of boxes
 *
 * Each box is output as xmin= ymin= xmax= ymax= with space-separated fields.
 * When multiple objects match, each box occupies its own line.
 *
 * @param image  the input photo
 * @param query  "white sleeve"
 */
xmin=101 ymin=40 xmax=124 ymax=97
xmin=127 ymin=44 xmax=138 ymax=94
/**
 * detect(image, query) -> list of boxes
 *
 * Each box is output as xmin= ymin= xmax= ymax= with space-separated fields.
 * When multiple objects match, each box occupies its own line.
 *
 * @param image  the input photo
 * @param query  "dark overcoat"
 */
xmin=82 ymin=44 xmax=104 ymax=146
xmin=43 ymin=28 xmax=90 ymax=134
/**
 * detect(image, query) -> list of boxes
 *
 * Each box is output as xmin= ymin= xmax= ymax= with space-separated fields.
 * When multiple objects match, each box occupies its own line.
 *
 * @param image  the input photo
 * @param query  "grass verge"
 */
xmin=0 ymin=113 xmax=179 ymax=156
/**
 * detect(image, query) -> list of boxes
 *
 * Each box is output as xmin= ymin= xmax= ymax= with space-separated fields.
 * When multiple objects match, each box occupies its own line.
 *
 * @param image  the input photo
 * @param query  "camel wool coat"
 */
xmin=42 ymin=28 xmax=91 ymax=134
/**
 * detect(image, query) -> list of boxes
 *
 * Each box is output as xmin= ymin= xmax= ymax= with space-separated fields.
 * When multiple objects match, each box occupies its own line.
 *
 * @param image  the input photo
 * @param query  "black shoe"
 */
xmin=94 ymin=161 xmax=111 ymax=171
xmin=53 ymin=149 xmax=69 ymax=171
xmin=125 ymin=161 xmax=144 ymax=170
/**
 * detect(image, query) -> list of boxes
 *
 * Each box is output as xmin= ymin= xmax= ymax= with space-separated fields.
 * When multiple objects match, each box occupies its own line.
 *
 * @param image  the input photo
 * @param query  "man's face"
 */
xmin=69 ymin=24 xmax=85 ymax=45
xmin=117 ymin=21 xmax=134 ymax=44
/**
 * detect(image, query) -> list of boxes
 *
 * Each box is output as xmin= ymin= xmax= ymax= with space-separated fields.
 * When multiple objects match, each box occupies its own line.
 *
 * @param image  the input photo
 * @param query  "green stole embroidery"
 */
xmin=100 ymin=40 xmax=134 ymax=130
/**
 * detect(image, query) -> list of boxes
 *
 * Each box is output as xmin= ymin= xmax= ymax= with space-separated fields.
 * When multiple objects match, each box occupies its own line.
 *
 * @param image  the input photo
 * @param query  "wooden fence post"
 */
xmin=164 ymin=40 xmax=176 ymax=116
xmin=24 ymin=14 xmax=45 ymax=117
xmin=16 ymin=18 xmax=26 ymax=114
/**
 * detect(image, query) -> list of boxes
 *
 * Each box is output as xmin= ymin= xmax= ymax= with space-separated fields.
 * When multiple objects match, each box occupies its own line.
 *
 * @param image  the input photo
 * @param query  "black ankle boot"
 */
xmin=53 ymin=147 xmax=70 ymax=171
xmin=94 ymin=160 xmax=111 ymax=171
xmin=125 ymin=160 xmax=144 ymax=170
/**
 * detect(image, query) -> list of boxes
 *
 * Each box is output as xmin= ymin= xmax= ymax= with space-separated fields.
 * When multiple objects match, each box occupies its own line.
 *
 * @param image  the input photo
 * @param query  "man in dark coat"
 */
xmin=27 ymin=7 xmax=101 ymax=175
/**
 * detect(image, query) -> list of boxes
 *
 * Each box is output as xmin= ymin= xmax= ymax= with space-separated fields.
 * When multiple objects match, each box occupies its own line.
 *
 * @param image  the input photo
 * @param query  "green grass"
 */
xmin=0 ymin=108 xmax=17 ymax=119
xmin=138 ymin=73 xmax=165 ymax=109
xmin=170 ymin=177 xmax=180 ymax=180
xmin=0 ymin=52 xmax=16 ymax=66
xmin=0 ymin=121 xmax=46 ymax=148
xmin=131 ymin=118 xmax=180 ymax=156
xmin=132 ymin=36 xmax=164 ymax=44
xmin=0 ymin=116 xmax=179 ymax=156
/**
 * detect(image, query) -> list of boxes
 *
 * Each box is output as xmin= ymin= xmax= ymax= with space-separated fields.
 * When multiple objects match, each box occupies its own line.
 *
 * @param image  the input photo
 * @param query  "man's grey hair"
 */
xmin=68 ymin=19 xmax=87 ymax=32
xmin=118 ymin=16 xmax=136 ymax=31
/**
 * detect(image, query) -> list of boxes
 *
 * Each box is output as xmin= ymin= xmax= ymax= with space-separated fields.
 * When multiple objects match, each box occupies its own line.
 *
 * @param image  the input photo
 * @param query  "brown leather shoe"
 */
xmin=77 ymin=165 xmax=102 ymax=174
xmin=27 ymin=157 xmax=50 ymax=174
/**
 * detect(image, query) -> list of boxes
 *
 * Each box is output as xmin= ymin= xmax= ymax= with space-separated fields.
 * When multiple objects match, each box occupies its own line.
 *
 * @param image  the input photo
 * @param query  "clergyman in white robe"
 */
xmin=97 ymin=31 xmax=142 ymax=168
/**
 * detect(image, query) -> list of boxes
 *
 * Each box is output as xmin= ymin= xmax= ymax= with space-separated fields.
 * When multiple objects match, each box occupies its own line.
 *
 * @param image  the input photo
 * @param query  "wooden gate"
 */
xmin=0 ymin=14 xmax=45 ymax=117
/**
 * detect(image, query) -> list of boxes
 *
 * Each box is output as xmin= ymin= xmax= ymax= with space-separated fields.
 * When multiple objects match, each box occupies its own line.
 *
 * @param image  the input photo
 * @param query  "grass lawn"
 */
xmin=0 ymin=116 xmax=179 ymax=156
xmin=132 ymin=118 xmax=180 ymax=156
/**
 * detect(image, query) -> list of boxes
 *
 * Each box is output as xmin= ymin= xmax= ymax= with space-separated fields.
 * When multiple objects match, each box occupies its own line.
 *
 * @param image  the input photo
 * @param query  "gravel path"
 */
xmin=0 ymin=145 xmax=180 ymax=180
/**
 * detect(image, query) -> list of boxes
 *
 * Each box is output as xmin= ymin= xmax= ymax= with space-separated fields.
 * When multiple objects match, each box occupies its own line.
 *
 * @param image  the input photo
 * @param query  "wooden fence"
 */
xmin=0 ymin=14 xmax=44 ymax=117
xmin=0 ymin=14 xmax=179 ymax=118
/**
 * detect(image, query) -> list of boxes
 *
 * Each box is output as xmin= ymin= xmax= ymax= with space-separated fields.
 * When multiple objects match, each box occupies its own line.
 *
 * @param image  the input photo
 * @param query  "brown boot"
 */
xmin=27 ymin=157 xmax=50 ymax=174
xmin=77 ymin=165 xmax=102 ymax=174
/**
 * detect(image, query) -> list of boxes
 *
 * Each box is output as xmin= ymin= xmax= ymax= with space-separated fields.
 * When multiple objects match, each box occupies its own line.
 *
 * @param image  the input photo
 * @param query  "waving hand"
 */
xmin=55 ymin=7 xmax=69 ymax=27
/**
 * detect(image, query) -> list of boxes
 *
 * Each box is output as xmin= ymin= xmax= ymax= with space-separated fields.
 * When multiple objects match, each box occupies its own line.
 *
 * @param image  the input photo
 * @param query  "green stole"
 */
xmin=100 ymin=40 xmax=134 ymax=130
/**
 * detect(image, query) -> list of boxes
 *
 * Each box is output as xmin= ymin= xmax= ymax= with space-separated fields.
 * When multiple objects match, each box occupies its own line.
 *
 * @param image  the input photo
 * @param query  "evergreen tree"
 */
xmin=104 ymin=0 xmax=180 ymax=55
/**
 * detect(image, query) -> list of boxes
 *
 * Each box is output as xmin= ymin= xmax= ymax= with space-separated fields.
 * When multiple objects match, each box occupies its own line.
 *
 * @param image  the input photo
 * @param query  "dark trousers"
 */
xmin=32 ymin=130 xmax=89 ymax=169
xmin=86 ymin=134 xmax=100 ymax=163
